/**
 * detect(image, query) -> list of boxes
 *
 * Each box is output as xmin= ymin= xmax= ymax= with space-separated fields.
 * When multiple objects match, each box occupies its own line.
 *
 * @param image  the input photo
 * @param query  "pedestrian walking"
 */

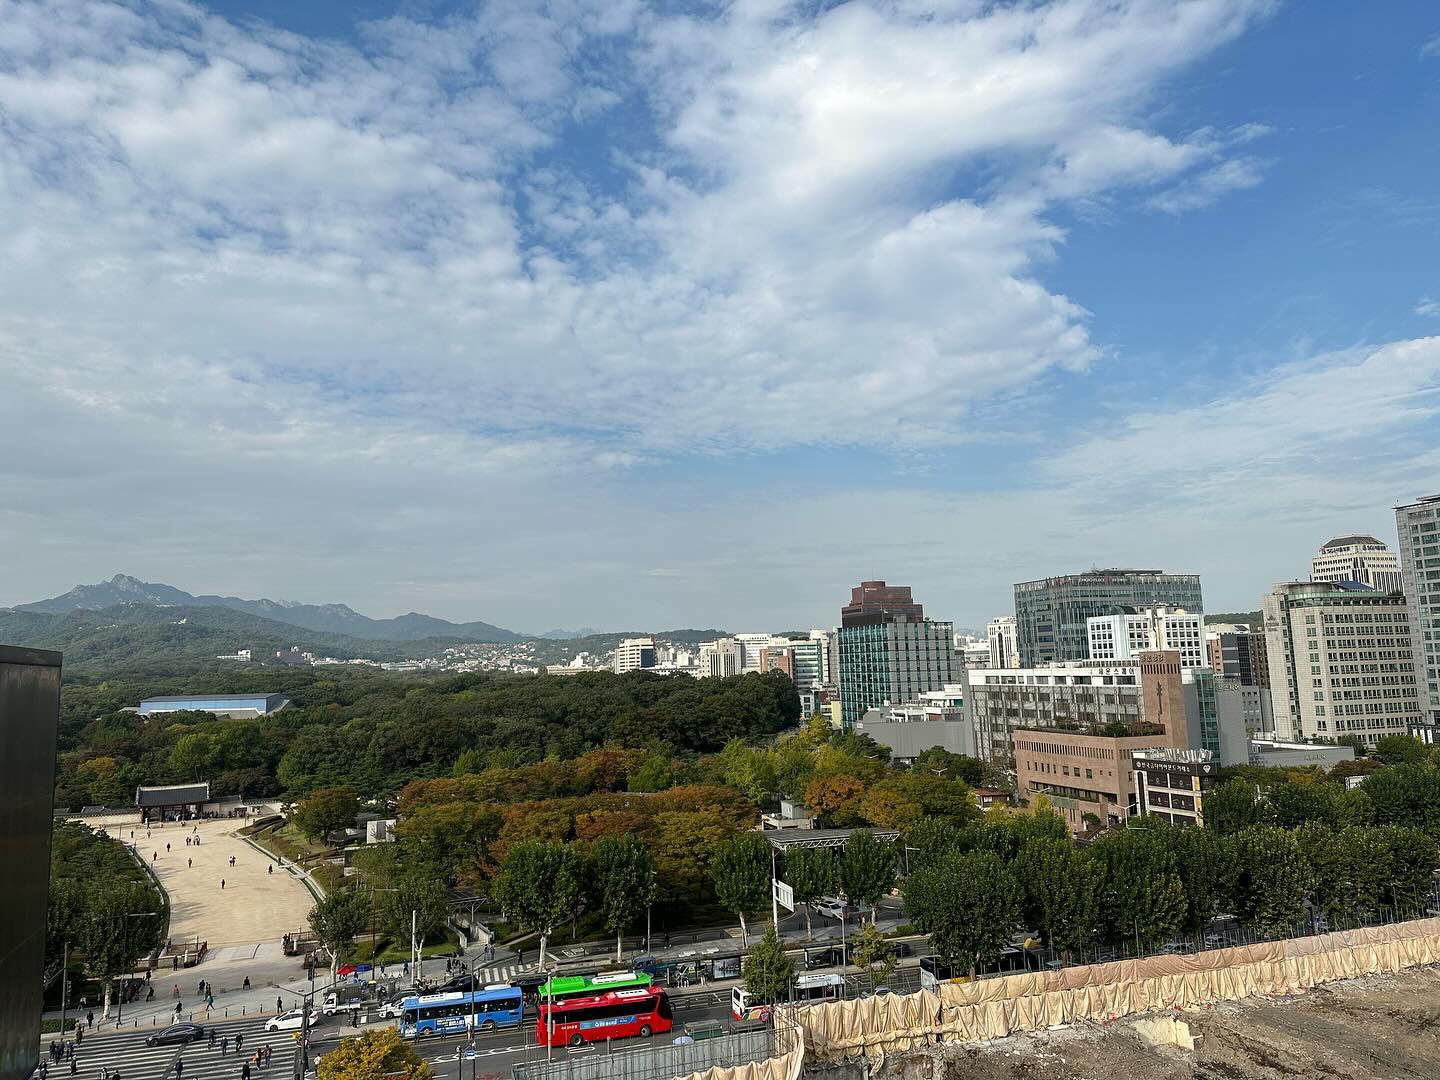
xmin=66 ymin=1043 xmax=74 ymax=1061
xmin=221 ymin=879 xmax=226 ymax=890
xmin=188 ymin=858 xmax=192 ymax=868
xmin=166 ymin=842 xmax=171 ymax=853
xmin=175 ymin=1060 xmax=184 ymax=1078
xmin=38 ymin=1059 xmax=47 ymax=1079
xmin=276 ymin=995 xmax=283 ymax=1013
xmin=153 ymin=852 xmax=157 ymax=863
xmin=86 ymin=1011 xmax=93 ymax=1030
xmin=236 ymin=1034 xmax=244 ymax=1053
xmin=267 ymin=865 xmax=273 ymax=875
xmin=68 ymin=1055 xmax=76 ymax=1075
xmin=242 ymin=1062 xmax=251 ymax=1080
xmin=243 ymin=976 xmax=251 ymax=990
xmin=222 ymin=1036 xmax=229 ymax=1055
xmin=75 ymin=1023 xmax=83 ymax=1046
xmin=209 ymin=1030 xmax=216 ymax=1049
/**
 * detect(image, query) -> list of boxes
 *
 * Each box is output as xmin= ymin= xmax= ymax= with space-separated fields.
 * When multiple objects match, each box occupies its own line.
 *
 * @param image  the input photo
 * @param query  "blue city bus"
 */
xmin=400 ymin=985 xmax=525 ymax=1037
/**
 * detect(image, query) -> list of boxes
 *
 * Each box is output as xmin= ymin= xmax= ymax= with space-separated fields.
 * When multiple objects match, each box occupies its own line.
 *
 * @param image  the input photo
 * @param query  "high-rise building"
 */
xmin=1311 ymin=534 xmax=1404 ymax=593
xmin=1396 ymin=494 xmax=1440 ymax=725
xmin=986 ymin=616 xmax=1019 ymax=668
xmin=1262 ymin=581 xmax=1423 ymax=745
xmin=836 ymin=581 xmax=959 ymax=728
xmin=612 ymin=636 xmax=656 ymax=674
xmin=697 ymin=638 xmax=742 ymax=678
xmin=1205 ymin=624 xmax=1269 ymax=688
xmin=1013 ymin=569 xmax=1203 ymax=667
xmin=758 ymin=643 xmax=795 ymax=680
xmin=841 ymin=580 xmax=924 ymax=626
xmin=734 ymin=633 xmax=774 ymax=674
xmin=1087 ymin=606 xmax=1206 ymax=669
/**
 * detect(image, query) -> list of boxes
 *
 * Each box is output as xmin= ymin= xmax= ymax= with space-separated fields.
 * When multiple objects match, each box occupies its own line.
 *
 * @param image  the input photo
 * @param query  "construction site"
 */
xmin=850 ymin=966 xmax=1440 ymax=1079
xmin=678 ymin=917 xmax=1440 ymax=1080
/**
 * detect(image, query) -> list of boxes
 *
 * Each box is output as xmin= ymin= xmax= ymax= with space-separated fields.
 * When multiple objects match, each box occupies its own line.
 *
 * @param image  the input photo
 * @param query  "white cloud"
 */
xmin=1421 ymin=34 xmax=1440 ymax=60
xmin=1417 ymin=298 xmax=1440 ymax=318
xmin=0 ymin=0 xmax=1307 ymax=625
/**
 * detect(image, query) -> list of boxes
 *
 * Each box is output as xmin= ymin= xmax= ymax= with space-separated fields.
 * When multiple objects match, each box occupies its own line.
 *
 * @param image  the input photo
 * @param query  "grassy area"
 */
xmin=247 ymin=820 xmax=332 ymax=864
xmin=311 ymin=862 xmax=347 ymax=894
xmin=350 ymin=933 xmax=460 ymax=964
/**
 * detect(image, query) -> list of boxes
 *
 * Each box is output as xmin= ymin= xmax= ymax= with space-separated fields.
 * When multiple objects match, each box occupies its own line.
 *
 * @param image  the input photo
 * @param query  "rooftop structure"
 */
xmin=1013 ymin=568 xmax=1203 ymax=667
xmin=139 ymin=693 xmax=290 ymax=718
xmin=1312 ymin=534 xmax=1403 ymax=593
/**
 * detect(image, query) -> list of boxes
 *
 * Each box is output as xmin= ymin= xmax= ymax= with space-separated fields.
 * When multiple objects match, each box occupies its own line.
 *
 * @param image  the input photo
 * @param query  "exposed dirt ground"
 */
xmin=868 ymin=966 xmax=1440 ymax=1080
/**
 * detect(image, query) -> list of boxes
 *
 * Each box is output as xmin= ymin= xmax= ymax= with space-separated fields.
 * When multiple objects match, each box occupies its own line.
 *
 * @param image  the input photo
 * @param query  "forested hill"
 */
xmin=52 ymin=667 xmax=801 ymax=808
xmin=0 ymin=603 xmax=458 ymax=675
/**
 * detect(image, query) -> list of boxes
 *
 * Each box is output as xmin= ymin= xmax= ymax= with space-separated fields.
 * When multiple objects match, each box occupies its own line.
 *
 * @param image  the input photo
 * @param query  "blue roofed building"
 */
xmin=138 ymin=693 xmax=291 ymax=719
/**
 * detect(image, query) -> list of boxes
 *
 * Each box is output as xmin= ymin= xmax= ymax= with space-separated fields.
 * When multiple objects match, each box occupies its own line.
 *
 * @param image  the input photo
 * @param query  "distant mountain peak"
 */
xmin=18 ymin=576 xmax=521 ymax=643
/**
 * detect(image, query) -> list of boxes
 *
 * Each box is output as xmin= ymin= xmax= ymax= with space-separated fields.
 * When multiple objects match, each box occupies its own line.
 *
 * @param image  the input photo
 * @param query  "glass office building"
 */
xmin=1014 ymin=569 xmax=1203 ymax=668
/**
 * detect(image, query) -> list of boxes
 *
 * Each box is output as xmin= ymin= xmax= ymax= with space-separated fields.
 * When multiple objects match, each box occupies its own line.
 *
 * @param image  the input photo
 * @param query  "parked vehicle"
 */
xmin=803 ymin=945 xmax=848 ymax=970
xmin=145 ymin=1024 xmax=205 ymax=1047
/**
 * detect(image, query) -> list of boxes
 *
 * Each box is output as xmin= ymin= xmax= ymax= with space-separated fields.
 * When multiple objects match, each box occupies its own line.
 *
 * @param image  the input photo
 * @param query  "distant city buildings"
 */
xmin=855 ymin=682 xmax=973 ymax=763
xmin=986 ymin=616 xmax=1019 ymax=668
xmin=1395 ymin=494 xmax=1440 ymax=725
xmin=1013 ymin=569 xmax=1203 ymax=667
xmin=1262 ymin=580 xmax=1423 ymax=745
xmin=1311 ymin=534 xmax=1404 ymax=593
xmin=1087 ymin=606 xmax=1206 ymax=669
xmin=836 ymin=580 xmax=960 ymax=728
xmin=612 ymin=636 xmax=657 ymax=674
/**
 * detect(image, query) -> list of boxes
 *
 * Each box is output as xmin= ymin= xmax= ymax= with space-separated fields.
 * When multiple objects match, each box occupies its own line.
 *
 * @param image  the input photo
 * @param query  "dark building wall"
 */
xmin=0 ymin=645 xmax=62 ymax=1080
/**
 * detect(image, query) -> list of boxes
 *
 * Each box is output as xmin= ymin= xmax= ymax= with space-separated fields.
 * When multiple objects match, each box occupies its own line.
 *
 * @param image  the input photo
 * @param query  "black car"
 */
xmin=890 ymin=941 xmax=913 ymax=959
xmin=145 ymin=1023 xmax=205 ymax=1047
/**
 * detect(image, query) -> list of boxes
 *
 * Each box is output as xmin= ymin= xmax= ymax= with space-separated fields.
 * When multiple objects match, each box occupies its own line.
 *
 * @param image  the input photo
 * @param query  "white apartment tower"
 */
xmin=1087 ymin=607 xmax=1206 ymax=669
xmin=1262 ymin=581 xmax=1423 ymax=745
xmin=1396 ymin=495 xmax=1440 ymax=724
xmin=986 ymin=616 xmax=1019 ymax=668
xmin=1311 ymin=535 xmax=1403 ymax=593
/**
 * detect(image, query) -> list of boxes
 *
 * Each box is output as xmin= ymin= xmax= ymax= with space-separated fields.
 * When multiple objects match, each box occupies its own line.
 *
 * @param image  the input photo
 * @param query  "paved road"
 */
xmin=32 ymin=997 xmax=738 ymax=1080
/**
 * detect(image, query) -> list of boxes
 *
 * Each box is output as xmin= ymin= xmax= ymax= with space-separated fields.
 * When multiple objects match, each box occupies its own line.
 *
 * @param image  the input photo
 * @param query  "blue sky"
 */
xmin=1 ymin=0 xmax=1438 ymax=634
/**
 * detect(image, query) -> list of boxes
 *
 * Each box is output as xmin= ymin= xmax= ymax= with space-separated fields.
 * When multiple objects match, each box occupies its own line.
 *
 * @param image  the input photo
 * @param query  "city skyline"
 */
xmin=1 ymin=1 xmax=1438 ymax=631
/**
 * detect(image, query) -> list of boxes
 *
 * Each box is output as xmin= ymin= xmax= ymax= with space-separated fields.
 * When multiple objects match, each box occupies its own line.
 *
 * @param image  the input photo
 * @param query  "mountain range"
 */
xmin=17 ymin=574 xmax=523 ymax=643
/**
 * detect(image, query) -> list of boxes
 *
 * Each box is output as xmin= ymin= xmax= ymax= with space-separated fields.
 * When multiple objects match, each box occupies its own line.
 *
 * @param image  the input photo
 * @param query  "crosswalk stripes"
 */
xmin=34 ymin=1018 xmax=307 ymax=1080
xmin=466 ymin=964 xmax=519 ymax=984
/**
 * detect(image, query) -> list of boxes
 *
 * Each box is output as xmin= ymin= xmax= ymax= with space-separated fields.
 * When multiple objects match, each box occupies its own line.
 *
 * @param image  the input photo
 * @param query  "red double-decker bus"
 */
xmin=536 ymin=985 xmax=674 ymax=1047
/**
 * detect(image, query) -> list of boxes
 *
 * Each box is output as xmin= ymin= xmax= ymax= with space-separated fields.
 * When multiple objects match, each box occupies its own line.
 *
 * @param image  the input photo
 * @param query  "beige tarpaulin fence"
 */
xmin=672 ymin=1009 xmax=806 ymax=1080
xmin=796 ymin=916 xmax=1440 ymax=1063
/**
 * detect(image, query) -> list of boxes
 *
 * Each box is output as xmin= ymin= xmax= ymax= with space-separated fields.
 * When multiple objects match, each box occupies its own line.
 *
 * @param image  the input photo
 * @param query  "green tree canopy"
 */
xmin=293 ymin=784 xmax=362 ymax=842
xmin=742 ymin=926 xmax=794 ymax=1007
xmin=903 ymin=850 xmax=1019 ymax=975
xmin=782 ymin=846 xmax=838 ymax=939
xmin=588 ymin=834 xmax=657 ymax=962
xmin=711 ymin=832 xmax=772 ymax=945
xmin=839 ymin=830 xmax=898 ymax=922
xmin=494 ymin=840 xmax=585 ymax=967
xmin=308 ymin=888 xmax=372 ymax=981
xmin=1013 ymin=838 xmax=1102 ymax=957
xmin=1231 ymin=825 xmax=1312 ymax=936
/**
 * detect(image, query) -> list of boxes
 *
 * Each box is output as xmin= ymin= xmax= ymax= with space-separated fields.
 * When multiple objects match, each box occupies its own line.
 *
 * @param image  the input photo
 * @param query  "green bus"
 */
xmin=540 ymin=971 xmax=652 ymax=1002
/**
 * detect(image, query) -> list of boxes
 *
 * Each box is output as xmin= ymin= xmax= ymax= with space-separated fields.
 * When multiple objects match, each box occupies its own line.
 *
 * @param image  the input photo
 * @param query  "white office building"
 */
xmin=734 ymin=633 xmax=773 ymax=674
xmin=697 ymin=638 xmax=743 ymax=678
xmin=986 ymin=616 xmax=1019 ymax=668
xmin=1262 ymin=580 xmax=1423 ymax=745
xmin=1311 ymin=534 xmax=1404 ymax=593
xmin=1087 ymin=607 xmax=1206 ymax=669
xmin=612 ymin=637 xmax=657 ymax=674
xmin=1396 ymin=495 xmax=1440 ymax=725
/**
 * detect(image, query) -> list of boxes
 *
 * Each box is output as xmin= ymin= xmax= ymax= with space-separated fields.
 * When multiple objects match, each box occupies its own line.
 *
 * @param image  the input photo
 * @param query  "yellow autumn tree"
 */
xmin=317 ymin=1029 xmax=431 ymax=1080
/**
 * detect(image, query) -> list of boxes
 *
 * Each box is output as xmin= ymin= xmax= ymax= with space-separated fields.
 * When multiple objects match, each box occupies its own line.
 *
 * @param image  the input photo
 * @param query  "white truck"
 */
xmin=321 ymin=985 xmax=369 ymax=1016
